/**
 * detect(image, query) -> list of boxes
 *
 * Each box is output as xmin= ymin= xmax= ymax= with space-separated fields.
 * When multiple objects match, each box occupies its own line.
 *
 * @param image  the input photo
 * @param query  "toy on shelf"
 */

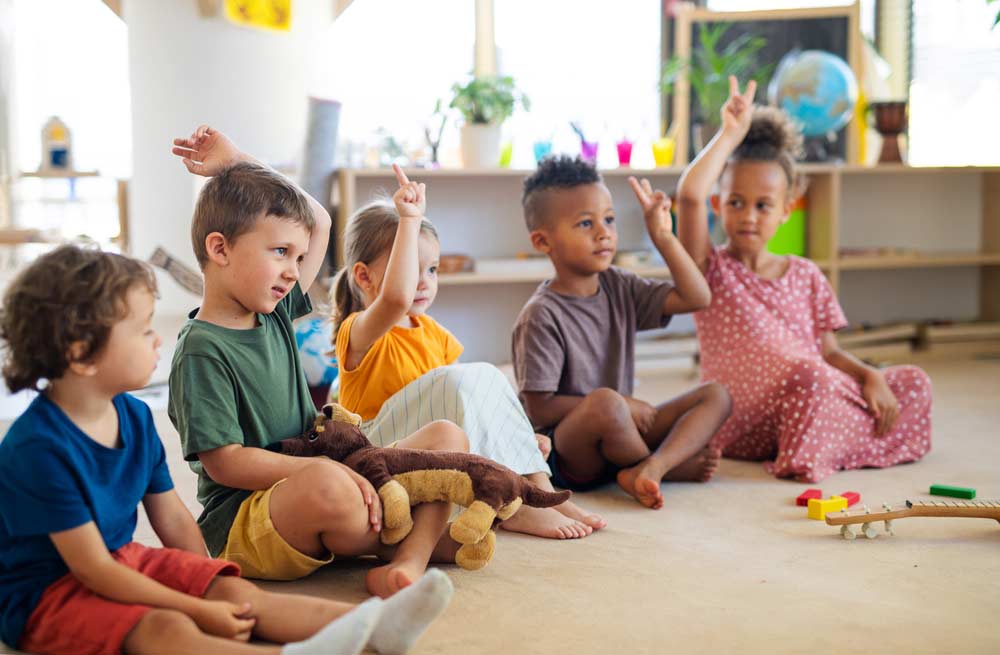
xmin=40 ymin=116 xmax=72 ymax=171
xmin=796 ymin=488 xmax=823 ymax=507
xmin=929 ymin=484 xmax=976 ymax=500
xmin=825 ymin=499 xmax=1000 ymax=540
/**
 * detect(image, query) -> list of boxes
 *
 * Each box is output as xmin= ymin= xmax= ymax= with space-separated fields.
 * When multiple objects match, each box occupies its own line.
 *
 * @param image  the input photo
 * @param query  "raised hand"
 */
xmin=171 ymin=125 xmax=251 ymax=177
xmin=391 ymin=163 xmax=426 ymax=219
xmin=628 ymin=176 xmax=674 ymax=243
xmin=720 ymin=75 xmax=757 ymax=140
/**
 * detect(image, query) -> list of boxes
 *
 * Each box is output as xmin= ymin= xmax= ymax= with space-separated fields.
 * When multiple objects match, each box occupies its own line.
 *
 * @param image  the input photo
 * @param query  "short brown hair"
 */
xmin=191 ymin=162 xmax=315 ymax=268
xmin=0 ymin=245 xmax=158 ymax=393
xmin=729 ymin=106 xmax=807 ymax=198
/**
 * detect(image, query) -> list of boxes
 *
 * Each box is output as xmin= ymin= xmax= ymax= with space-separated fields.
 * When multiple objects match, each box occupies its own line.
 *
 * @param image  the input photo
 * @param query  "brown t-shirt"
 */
xmin=512 ymin=266 xmax=674 ymax=428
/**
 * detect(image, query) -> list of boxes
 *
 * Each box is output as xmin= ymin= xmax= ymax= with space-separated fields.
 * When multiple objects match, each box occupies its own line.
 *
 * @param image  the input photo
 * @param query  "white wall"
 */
xmin=126 ymin=0 xmax=331 ymax=314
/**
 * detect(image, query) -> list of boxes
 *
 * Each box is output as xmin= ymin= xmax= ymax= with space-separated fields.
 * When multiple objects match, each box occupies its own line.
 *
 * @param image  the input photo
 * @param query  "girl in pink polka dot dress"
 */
xmin=674 ymin=78 xmax=932 ymax=482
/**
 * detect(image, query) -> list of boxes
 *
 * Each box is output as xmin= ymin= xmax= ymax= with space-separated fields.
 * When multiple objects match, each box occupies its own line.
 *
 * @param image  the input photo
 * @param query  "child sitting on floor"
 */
xmin=168 ymin=125 xmax=466 ymax=599
xmin=332 ymin=164 xmax=605 ymax=539
xmin=674 ymin=77 xmax=932 ymax=481
xmin=512 ymin=155 xmax=732 ymax=509
xmin=0 ymin=245 xmax=451 ymax=655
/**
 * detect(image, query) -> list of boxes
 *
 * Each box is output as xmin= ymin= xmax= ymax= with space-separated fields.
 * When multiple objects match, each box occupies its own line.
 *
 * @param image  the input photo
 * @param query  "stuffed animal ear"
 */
xmin=322 ymin=405 xmax=334 ymax=419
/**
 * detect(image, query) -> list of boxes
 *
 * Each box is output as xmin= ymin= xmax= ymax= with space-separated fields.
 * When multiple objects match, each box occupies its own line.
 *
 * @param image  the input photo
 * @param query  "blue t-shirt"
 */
xmin=0 ymin=393 xmax=173 ymax=649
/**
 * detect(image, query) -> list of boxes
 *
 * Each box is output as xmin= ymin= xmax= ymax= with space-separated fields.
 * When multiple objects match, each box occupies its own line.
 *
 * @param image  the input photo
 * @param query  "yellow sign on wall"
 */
xmin=224 ymin=0 xmax=292 ymax=32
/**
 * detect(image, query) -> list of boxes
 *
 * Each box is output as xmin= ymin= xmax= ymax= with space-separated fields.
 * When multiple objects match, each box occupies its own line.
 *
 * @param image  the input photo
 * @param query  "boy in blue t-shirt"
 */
xmin=0 ymin=246 xmax=451 ymax=655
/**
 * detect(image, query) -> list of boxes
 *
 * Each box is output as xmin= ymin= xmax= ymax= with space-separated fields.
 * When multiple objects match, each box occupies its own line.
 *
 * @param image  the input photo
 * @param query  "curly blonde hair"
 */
xmin=0 ymin=245 xmax=157 ymax=392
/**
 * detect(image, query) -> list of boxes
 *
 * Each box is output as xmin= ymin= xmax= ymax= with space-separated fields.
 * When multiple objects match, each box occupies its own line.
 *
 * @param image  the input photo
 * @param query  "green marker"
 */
xmin=929 ymin=484 xmax=976 ymax=499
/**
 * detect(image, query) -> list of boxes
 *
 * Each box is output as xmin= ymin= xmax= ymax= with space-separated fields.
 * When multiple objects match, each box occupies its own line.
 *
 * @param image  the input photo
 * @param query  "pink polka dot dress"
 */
xmin=695 ymin=248 xmax=932 ymax=482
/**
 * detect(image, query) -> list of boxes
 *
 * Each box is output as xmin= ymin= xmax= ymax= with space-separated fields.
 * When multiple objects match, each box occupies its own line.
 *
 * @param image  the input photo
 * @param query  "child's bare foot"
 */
xmin=664 ymin=446 xmax=721 ymax=482
xmin=499 ymin=505 xmax=592 ymax=539
xmin=616 ymin=465 xmax=664 ymax=509
xmin=554 ymin=499 xmax=607 ymax=530
xmin=366 ymin=561 xmax=418 ymax=598
xmin=535 ymin=433 xmax=552 ymax=459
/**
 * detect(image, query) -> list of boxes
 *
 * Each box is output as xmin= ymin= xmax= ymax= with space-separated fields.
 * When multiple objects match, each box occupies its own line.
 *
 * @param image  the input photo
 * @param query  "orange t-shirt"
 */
xmin=335 ymin=312 xmax=464 ymax=421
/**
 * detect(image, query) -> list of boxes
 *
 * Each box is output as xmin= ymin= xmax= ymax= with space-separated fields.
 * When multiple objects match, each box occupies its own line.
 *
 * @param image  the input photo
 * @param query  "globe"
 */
xmin=294 ymin=317 xmax=339 ymax=388
xmin=767 ymin=49 xmax=858 ymax=138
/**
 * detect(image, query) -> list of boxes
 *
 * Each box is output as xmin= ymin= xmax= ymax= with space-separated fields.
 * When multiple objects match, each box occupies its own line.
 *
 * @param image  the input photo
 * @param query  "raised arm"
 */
xmin=344 ymin=164 xmax=427 ymax=370
xmin=628 ymin=176 xmax=711 ymax=313
xmin=676 ymin=77 xmax=756 ymax=271
xmin=171 ymin=125 xmax=332 ymax=292
xmin=50 ymin=522 xmax=255 ymax=640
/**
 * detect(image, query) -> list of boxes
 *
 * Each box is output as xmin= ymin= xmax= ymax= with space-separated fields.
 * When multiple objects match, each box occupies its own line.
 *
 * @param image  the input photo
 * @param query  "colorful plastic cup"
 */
xmin=652 ymin=137 xmax=675 ymax=167
xmin=616 ymin=140 xmax=633 ymax=167
xmin=581 ymin=140 xmax=599 ymax=163
xmin=533 ymin=140 xmax=553 ymax=163
xmin=499 ymin=141 xmax=513 ymax=168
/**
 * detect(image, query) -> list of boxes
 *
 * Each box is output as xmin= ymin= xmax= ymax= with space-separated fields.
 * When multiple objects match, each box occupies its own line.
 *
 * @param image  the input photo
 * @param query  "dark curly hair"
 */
xmin=191 ymin=161 xmax=314 ymax=269
xmin=0 ymin=245 xmax=158 ymax=393
xmin=522 ymin=155 xmax=603 ymax=230
xmin=730 ymin=106 xmax=807 ymax=197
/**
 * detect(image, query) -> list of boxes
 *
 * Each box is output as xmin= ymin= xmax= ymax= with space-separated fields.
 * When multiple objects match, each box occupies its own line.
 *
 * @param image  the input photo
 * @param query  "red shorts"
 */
xmin=20 ymin=542 xmax=240 ymax=655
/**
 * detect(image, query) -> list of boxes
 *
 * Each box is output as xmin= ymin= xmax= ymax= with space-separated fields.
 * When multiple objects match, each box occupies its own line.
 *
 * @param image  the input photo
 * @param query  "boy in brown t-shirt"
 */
xmin=511 ymin=156 xmax=732 ymax=509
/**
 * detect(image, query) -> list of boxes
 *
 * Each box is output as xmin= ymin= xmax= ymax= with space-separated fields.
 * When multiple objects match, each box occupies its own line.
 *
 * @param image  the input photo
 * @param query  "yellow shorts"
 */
xmin=220 ymin=480 xmax=333 ymax=581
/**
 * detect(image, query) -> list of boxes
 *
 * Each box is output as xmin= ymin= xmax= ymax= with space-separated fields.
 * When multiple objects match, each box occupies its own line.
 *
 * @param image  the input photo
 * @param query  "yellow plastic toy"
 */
xmin=808 ymin=495 xmax=848 ymax=520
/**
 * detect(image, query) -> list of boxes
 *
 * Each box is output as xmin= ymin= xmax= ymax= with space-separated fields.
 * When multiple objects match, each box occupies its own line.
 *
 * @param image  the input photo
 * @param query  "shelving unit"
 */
xmin=336 ymin=164 xmax=1000 ymax=363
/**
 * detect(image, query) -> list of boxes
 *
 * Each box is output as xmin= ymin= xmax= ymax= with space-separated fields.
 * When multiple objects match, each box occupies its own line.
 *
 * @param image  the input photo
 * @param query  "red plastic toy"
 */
xmin=796 ymin=488 xmax=823 ymax=506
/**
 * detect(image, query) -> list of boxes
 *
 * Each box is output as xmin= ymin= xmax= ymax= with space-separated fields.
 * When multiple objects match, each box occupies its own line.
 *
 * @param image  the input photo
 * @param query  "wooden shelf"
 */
xmin=347 ymin=166 xmax=688 ymax=179
xmin=20 ymin=169 xmax=99 ymax=179
xmin=838 ymin=252 xmax=1000 ymax=270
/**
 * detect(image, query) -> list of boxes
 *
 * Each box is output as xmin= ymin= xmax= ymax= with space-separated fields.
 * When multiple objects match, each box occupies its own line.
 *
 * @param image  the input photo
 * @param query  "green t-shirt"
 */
xmin=167 ymin=285 xmax=317 ymax=556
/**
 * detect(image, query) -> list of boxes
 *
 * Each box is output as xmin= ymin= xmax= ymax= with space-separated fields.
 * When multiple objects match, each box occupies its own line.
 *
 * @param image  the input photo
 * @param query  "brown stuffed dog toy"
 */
xmin=274 ymin=403 xmax=571 ymax=570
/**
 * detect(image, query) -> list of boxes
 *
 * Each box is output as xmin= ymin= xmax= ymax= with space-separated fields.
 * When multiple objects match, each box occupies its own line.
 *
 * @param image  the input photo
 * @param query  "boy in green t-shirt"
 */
xmin=168 ymin=125 xmax=467 ymax=598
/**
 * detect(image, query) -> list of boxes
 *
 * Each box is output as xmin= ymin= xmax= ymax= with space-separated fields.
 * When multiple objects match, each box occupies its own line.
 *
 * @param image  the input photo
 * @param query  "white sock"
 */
xmin=369 ymin=568 xmax=454 ymax=655
xmin=283 ymin=598 xmax=383 ymax=655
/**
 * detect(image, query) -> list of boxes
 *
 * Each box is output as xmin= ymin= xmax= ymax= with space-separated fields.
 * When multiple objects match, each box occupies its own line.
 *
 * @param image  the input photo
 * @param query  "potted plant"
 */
xmin=450 ymin=74 xmax=529 ymax=168
xmin=661 ymin=23 xmax=773 ymax=151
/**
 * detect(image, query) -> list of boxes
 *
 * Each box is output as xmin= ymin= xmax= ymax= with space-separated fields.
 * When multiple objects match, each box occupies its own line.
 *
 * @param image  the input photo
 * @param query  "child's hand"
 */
xmin=720 ymin=76 xmax=757 ymax=141
xmin=392 ymin=163 xmax=426 ymax=219
xmin=535 ymin=433 xmax=552 ymax=459
xmin=192 ymin=600 xmax=256 ymax=641
xmin=862 ymin=370 xmax=900 ymax=436
xmin=171 ymin=125 xmax=251 ymax=177
xmin=629 ymin=176 xmax=674 ymax=243
xmin=626 ymin=397 xmax=657 ymax=436
xmin=343 ymin=465 xmax=382 ymax=533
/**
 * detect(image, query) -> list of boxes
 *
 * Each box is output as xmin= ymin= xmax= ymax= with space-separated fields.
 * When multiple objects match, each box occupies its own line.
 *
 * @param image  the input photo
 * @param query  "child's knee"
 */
xmin=582 ymin=388 xmax=631 ymax=429
xmin=701 ymin=382 xmax=732 ymax=417
xmin=205 ymin=574 xmax=257 ymax=602
xmin=785 ymin=359 xmax=829 ymax=394
xmin=292 ymin=460 xmax=367 ymax=520
xmin=136 ymin=609 xmax=198 ymax=638
xmin=423 ymin=419 xmax=469 ymax=452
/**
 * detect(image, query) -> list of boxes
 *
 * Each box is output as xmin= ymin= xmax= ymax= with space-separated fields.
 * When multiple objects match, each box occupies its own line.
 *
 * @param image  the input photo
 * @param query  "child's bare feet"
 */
xmin=535 ymin=433 xmax=552 ymax=459
xmin=499 ymin=505 xmax=592 ymax=539
xmin=554 ymin=499 xmax=607 ymax=530
xmin=615 ymin=465 xmax=664 ymax=509
xmin=366 ymin=561 xmax=419 ymax=598
xmin=664 ymin=446 xmax=721 ymax=482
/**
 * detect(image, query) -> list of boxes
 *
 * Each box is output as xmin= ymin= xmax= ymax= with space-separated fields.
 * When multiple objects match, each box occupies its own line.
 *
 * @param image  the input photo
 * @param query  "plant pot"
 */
xmin=460 ymin=123 xmax=502 ymax=168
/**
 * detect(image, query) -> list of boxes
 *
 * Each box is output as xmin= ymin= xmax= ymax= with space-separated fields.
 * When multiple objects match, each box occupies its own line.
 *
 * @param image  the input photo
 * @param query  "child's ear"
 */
xmin=529 ymin=229 xmax=551 ymax=254
xmin=709 ymin=194 xmax=721 ymax=214
xmin=352 ymin=262 xmax=372 ymax=292
xmin=204 ymin=232 xmax=230 ymax=266
xmin=65 ymin=341 xmax=98 ymax=377
xmin=780 ymin=196 xmax=795 ymax=225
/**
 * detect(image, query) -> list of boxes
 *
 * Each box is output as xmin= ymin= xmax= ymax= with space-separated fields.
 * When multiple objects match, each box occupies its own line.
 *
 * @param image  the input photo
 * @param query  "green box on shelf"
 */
xmin=767 ymin=196 xmax=807 ymax=257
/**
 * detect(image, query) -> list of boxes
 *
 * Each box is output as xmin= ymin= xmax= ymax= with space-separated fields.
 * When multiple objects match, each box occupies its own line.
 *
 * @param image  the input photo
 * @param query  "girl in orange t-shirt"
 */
xmin=331 ymin=165 xmax=605 ymax=540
